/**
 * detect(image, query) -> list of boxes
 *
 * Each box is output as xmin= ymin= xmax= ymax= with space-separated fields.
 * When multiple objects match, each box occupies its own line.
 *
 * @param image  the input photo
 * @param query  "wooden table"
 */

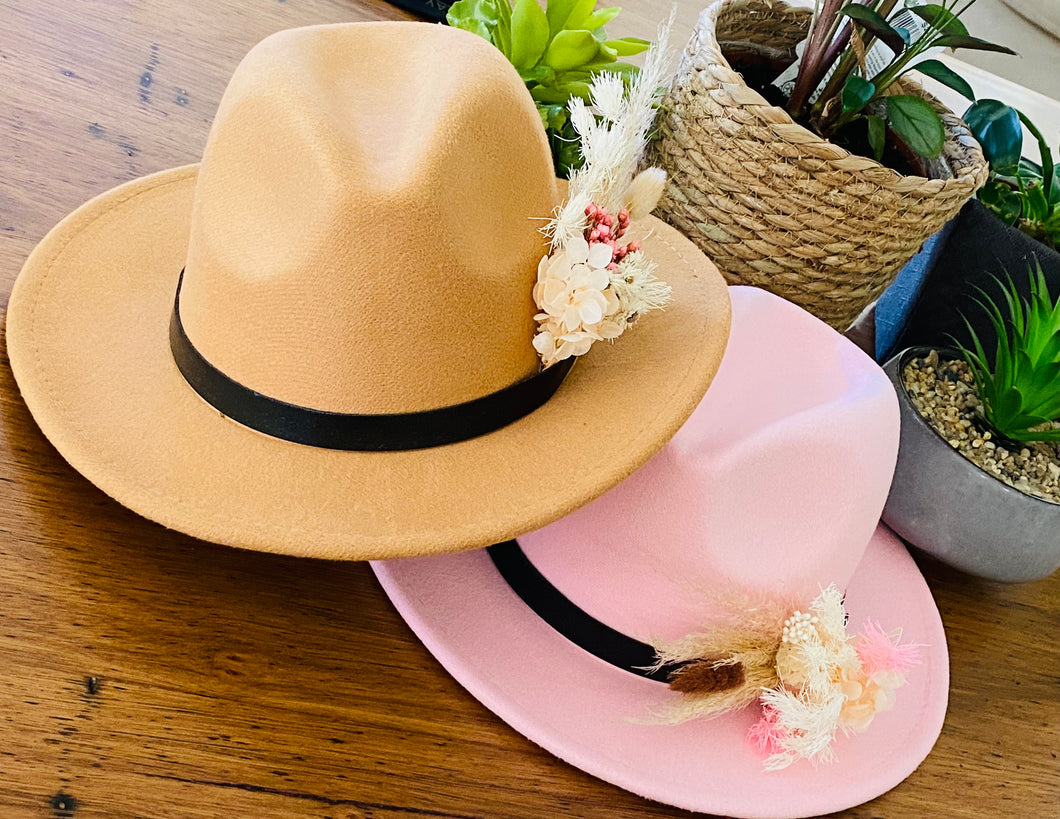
xmin=0 ymin=2 xmax=1056 ymax=817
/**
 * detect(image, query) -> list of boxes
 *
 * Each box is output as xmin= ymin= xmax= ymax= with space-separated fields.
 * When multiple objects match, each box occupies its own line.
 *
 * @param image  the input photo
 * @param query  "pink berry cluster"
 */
xmin=584 ymin=203 xmax=641 ymax=267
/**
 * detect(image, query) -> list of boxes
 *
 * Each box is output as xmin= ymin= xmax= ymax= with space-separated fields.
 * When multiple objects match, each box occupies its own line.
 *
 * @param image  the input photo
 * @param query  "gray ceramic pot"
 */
xmin=881 ymin=347 xmax=1060 ymax=581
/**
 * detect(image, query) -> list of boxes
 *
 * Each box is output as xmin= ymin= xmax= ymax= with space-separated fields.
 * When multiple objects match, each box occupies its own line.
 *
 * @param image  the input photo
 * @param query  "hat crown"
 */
xmin=179 ymin=23 xmax=559 ymax=415
xmin=520 ymin=288 xmax=900 ymax=642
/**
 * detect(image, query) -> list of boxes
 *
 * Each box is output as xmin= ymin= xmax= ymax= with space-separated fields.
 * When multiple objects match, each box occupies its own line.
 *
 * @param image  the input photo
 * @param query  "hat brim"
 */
xmin=371 ymin=524 xmax=948 ymax=818
xmin=5 ymin=166 xmax=730 ymax=559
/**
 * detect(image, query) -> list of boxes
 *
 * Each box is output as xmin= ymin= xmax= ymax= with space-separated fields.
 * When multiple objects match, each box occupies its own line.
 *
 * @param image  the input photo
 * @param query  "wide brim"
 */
xmin=371 ymin=525 xmax=949 ymax=818
xmin=5 ymin=166 xmax=730 ymax=559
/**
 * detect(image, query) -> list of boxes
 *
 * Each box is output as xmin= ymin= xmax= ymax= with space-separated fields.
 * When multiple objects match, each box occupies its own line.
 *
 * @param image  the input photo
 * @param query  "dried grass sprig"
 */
xmin=547 ymin=13 xmax=675 ymax=250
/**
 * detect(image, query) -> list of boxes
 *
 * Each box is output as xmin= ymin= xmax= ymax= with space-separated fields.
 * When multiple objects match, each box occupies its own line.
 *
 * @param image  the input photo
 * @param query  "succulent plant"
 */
xmin=446 ymin=0 xmax=649 ymax=177
xmin=954 ymin=262 xmax=1060 ymax=443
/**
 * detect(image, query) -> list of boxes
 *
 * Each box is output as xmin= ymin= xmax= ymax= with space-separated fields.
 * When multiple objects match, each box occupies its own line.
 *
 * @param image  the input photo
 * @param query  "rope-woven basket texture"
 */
xmin=649 ymin=0 xmax=988 ymax=329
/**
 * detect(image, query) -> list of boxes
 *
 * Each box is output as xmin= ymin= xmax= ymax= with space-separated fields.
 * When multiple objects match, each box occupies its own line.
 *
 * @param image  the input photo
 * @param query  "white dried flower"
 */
xmin=532 ymin=318 xmax=596 ymax=367
xmin=534 ymin=243 xmax=611 ymax=332
xmin=545 ymin=16 xmax=675 ymax=250
xmin=624 ymin=167 xmax=668 ymax=219
xmin=589 ymin=72 xmax=627 ymax=123
xmin=609 ymin=251 xmax=672 ymax=326
xmin=759 ymin=687 xmax=845 ymax=771
xmin=533 ymin=237 xmax=623 ymax=367
xmin=811 ymin=584 xmax=849 ymax=646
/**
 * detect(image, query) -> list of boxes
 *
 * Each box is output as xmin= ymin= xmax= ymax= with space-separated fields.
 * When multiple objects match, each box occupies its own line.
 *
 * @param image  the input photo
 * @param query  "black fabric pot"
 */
xmin=384 ymin=0 xmax=452 ymax=22
xmin=893 ymin=199 xmax=1060 ymax=363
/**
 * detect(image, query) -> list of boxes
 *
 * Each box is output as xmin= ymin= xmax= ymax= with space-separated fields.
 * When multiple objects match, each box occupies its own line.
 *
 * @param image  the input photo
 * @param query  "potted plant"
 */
xmin=648 ymin=0 xmax=1008 ymax=330
xmin=881 ymin=262 xmax=1060 ymax=581
xmin=446 ymin=0 xmax=651 ymax=177
xmin=884 ymin=100 xmax=1060 ymax=359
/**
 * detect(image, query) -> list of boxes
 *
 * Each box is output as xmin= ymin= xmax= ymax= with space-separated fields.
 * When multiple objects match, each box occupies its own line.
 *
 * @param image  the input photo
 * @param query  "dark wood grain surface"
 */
xmin=1 ymin=2 xmax=1057 ymax=817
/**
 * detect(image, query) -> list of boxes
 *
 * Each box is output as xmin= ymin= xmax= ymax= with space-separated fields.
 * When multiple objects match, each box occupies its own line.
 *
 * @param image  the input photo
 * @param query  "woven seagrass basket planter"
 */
xmin=649 ymin=0 xmax=988 ymax=330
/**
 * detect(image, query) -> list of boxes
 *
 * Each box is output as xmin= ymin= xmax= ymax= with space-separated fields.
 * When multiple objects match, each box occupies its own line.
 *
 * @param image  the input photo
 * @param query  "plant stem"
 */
xmin=1017 ymin=110 xmax=1054 ymax=201
xmin=805 ymin=0 xmax=901 ymax=134
xmin=788 ymin=0 xmax=845 ymax=116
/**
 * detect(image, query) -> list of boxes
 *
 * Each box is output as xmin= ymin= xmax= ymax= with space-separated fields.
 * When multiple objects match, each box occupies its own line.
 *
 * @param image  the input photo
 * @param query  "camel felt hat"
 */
xmin=5 ymin=22 xmax=730 ymax=559
xmin=372 ymin=286 xmax=949 ymax=818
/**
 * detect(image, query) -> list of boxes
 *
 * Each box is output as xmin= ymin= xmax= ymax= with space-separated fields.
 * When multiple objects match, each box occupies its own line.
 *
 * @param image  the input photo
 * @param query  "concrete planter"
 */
xmin=881 ymin=347 xmax=1060 ymax=581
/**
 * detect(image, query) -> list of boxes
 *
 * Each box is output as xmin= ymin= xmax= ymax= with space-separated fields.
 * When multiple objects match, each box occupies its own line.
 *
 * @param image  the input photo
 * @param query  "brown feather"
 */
xmin=667 ymin=657 xmax=745 ymax=695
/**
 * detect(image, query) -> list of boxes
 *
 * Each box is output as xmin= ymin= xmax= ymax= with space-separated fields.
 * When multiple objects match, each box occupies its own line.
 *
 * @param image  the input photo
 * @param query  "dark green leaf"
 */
xmin=543 ymin=29 xmax=599 ymax=70
xmin=1016 ymin=110 xmax=1055 ymax=202
xmin=841 ymin=75 xmax=876 ymax=113
xmin=866 ymin=114 xmax=886 ymax=162
xmin=932 ymin=34 xmax=1018 ymax=55
xmin=887 ymin=94 xmax=945 ymax=158
xmin=979 ymin=181 xmax=1023 ymax=224
xmin=538 ymin=103 xmax=566 ymax=131
xmin=549 ymin=115 xmax=584 ymax=178
xmin=1017 ymin=158 xmax=1045 ymax=181
xmin=1006 ymin=425 xmax=1060 ymax=443
xmin=909 ymin=5 xmax=968 ymax=35
xmin=839 ymin=5 xmax=906 ymax=54
xmin=604 ymin=36 xmax=650 ymax=56
xmin=913 ymin=59 xmax=975 ymax=100
xmin=1025 ymin=183 xmax=1050 ymax=222
xmin=509 ymin=0 xmax=550 ymax=69
xmin=964 ymin=99 xmax=1022 ymax=172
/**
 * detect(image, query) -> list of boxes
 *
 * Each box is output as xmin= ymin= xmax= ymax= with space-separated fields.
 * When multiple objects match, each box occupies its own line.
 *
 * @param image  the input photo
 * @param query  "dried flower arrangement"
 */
xmin=531 ymin=25 xmax=674 ymax=367
xmin=653 ymin=586 xmax=922 ymax=770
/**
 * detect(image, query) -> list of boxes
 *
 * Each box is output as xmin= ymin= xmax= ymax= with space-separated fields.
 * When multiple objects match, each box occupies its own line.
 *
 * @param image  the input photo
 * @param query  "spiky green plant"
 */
xmin=954 ymin=262 xmax=1060 ymax=443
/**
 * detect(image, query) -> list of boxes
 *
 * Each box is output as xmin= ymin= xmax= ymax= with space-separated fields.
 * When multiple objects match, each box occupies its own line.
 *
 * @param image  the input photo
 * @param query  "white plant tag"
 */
xmin=772 ymin=8 xmax=942 ymax=103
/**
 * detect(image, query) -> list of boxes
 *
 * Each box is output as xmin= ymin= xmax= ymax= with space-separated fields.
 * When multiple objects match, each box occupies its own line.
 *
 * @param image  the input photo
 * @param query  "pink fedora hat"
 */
xmin=372 ymin=286 xmax=948 ymax=818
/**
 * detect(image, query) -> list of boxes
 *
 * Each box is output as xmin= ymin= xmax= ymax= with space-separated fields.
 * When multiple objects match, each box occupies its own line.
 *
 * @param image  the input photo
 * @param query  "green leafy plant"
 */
xmin=446 ymin=0 xmax=649 ymax=176
xmin=953 ymin=262 xmax=1060 ymax=443
xmin=964 ymin=99 xmax=1060 ymax=250
xmin=787 ymin=1 xmax=1014 ymax=161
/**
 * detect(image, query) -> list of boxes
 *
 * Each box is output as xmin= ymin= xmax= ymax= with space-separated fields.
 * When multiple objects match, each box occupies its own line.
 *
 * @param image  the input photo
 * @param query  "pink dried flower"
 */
xmin=855 ymin=620 xmax=923 ymax=676
xmin=747 ymin=704 xmax=788 ymax=758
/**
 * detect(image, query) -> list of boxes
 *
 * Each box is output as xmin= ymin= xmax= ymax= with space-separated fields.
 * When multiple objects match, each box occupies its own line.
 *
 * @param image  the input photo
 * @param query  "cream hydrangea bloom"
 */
xmin=534 ymin=237 xmax=613 ymax=331
xmin=532 ymin=236 xmax=620 ymax=367
xmin=838 ymin=667 xmax=905 ymax=732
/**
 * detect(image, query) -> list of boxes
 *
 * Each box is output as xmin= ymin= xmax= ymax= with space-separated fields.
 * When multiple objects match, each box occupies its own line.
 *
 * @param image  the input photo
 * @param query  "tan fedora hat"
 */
xmin=5 ymin=21 xmax=730 ymax=560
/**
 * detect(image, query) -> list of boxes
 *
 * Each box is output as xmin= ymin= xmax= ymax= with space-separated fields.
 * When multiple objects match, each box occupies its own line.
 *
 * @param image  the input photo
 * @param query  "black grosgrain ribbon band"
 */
xmin=169 ymin=271 xmax=575 ymax=451
xmin=487 ymin=540 xmax=671 ymax=682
